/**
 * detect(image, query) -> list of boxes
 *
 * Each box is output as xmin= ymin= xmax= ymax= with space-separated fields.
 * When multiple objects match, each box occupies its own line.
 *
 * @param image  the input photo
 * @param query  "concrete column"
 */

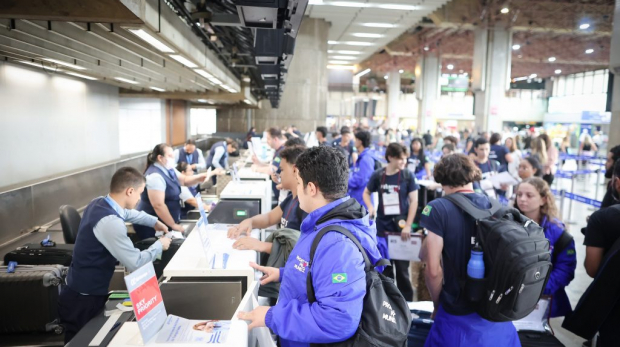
xmin=609 ymin=75 xmax=620 ymax=148
xmin=387 ymin=69 xmax=401 ymax=129
xmin=217 ymin=18 xmax=329 ymax=133
xmin=415 ymin=53 xmax=440 ymax=133
xmin=472 ymin=26 xmax=512 ymax=133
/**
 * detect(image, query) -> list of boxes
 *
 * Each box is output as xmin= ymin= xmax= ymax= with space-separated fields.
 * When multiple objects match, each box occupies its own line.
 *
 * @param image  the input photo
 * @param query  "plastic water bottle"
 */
xmin=467 ymin=249 xmax=485 ymax=279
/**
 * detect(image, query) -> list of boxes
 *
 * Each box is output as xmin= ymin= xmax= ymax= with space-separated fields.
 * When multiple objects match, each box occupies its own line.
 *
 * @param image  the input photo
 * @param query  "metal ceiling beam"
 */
xmin=0 ymin=0 xmax=143 ymax=23
xmin=441 ymin=53 xmax=608 ymax=66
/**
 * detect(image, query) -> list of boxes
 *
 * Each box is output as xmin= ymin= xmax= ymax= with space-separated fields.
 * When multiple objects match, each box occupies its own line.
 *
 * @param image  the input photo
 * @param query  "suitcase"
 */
xmin=0 ymin=265 xmax=67 ymax=334
xmin=408 ymin=309 xmax=433 ymax=347
xmin=134 ymin=238 xmax=184 ymax=279
xmin=4 ymin=243 xmax=73 ymax=266
xmin=518 ymin=331 xmax=565 ymax=347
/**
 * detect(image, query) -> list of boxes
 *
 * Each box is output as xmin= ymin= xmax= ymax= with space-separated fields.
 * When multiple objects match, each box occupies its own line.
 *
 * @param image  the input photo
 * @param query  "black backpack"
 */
xmin=443 ymin=193 xmax=552 ymax=322
xmin=306 ymin=225 xmax=411 ymax=347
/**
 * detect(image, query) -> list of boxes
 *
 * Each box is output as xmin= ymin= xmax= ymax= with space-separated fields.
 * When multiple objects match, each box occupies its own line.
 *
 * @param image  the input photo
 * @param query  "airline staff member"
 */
xmin=134 ymin=143 xmax=218 ymax=240
xmin=206 ymin=138 xmax=239 ymax=184
xmin=228 ymin=146 xmax=308 ymax=253
xmin=252 ymin=127 xmax=287 ymax=201
xmin=58 ymin=167 xmax=172 ymax=344
xmin=174 ymin=139 xmax=206 ymax=171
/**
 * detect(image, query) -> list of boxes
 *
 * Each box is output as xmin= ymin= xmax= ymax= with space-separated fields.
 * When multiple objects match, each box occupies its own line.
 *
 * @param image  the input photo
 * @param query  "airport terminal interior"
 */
xmin=1 ymin=0 xmax=620 ymax=346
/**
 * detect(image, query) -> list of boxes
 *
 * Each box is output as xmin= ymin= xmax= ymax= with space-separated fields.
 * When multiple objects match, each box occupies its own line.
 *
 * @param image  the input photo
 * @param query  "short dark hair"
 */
xmin=340 ymin=126 xmax=351 ymax=135
xmin=443 ymin=136 xmax=458 ymax=145
xmin=355 ymin=130 xmax=371 ymax=148
xmin=385 ymin=143 xmax=407 ymax=161
xmin=610 ymin=145 xmax=620 ymax=163
xmin=145 ymin=143 xmax=171 ymax=173
xmin=523 ymin=156 xmax=544 ymax=177
xmin=442 ymin=143 xmax=455 ymax=152
xmin=267 ymin=127 xmax=283 ymax=140
xmin=176 ymin=162 xmax=189 ymax=173
xmin=410 ymin=137 xmax=424 ymax=154
xmin=490 ymin=133 xmax=502 ymax=145
xmin=614 ymin=158 xmax=620 ymax=178
xmin=185 ymin=139 xmax=196 ymax=146
xmin=280 ymin=145 xmax=306 ymax=165
xmin=285 ymin=137 xmax=305 ymax=147
xmin=433 ymin=154 xmax=482 ymax=187
xmin=110 ymin=167 xmax=146 ymax=193
xmin=316 ymin=126 xmax=327 ymax=138
xmin=296 ymin=146 xmax=348 ymax=201
xmin=474 ymin=137 xmax=489 ymax=148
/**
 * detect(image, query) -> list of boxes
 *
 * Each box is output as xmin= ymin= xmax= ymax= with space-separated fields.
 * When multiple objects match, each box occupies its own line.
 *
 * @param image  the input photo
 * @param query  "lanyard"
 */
xmin=104 ymin=195 xmax=124 ymax=220
xmin=381 ymin=169 xmax=401 ymax=192
xmin=186 ymin=154 xmax=192 ymax=163
xmin=284 ymin=196 xmax=299 ymax=221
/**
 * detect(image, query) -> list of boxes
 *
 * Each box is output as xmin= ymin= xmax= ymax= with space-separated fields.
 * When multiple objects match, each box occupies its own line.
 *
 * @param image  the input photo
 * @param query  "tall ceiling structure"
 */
xmin=359 ymin=0 xmax=613 ymax=80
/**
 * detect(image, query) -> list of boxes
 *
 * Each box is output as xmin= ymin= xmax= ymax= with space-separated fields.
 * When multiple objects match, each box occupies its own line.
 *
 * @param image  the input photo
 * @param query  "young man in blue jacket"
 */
xmin=348 ymin=130 xmax=375 ymax=210
xmin=238 ymin=146 xmax=383 ymax=346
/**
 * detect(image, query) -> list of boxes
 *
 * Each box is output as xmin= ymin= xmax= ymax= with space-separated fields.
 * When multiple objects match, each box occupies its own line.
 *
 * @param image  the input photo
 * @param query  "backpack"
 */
xmin=306 ymin=225 xmax=411 ymax=347
xmin=443 ymin=193 xmax=552 ymax=322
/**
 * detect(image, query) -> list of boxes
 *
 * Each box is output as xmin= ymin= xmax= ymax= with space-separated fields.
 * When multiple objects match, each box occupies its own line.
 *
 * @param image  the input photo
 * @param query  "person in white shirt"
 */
xmin=174 ymin=139 xmax=207 ymax=171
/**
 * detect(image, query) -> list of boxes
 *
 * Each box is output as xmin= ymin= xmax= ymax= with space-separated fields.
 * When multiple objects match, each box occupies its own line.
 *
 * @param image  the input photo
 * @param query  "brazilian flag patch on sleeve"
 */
xmin=422 ymin=205 xmax=432 ymax=216
xmin=332 ymin=273 xmax=347 ymax=283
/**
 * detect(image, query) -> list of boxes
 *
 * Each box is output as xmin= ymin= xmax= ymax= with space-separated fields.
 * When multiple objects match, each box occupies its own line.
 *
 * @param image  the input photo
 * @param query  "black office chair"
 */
xmin=59 ymin=205 xmax=81 ymax=244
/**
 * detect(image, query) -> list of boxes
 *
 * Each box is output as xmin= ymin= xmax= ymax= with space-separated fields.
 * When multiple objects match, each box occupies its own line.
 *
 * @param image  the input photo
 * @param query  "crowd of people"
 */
xmin=58 ymin=122 xmax=620 ymax=347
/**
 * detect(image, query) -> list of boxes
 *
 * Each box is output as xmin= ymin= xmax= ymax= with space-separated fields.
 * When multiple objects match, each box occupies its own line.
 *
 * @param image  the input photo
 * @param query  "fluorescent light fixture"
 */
xmin=329 ymin=60 xmax=351 ymax=65
xmin=512 ymin=44 xmax=521 ymax=50
xmin=423 ymin=46 xmax=429 ymax=51
xmin=500 ymin=7 xmax=509 ymax=14
xmin=579 ymin=23 xmax=590 ymax=30
xmin=351 ymin=33 xmax=384 ymax=38
xmin=194 ymin=69 xmax=214 ymax=79
xmin=127 ymin=29 xmax=174 ymax=53
xmin=43 ymin=58 xmax=86 ymax=70
xmin=585 ymin=49 xmax=594 ymax=54
xmin=514 ymin=77 xmax=528 ymax=82
xmin=447 ymin=64 xmax=454 ymax=70
xmin=354 ymin=68 xmax=371 ymax=78
xmin=378 ymin=4 xmax=417 ymax=10
xmin=330 ymin=55 xmax=357 ymax=60
xmin=463 ymin=72 xmax=469 ymax=76
xmin=329 ymin=2 xmax=370 ymax=8
xmin=548 ymin=57 xmax=556 ymax=62
xmin=169 ymin=54 xmax=198 ymax=68
xmin=243 ymin=99 xmax=252 ymax=104
xmin=529 ymin=74 xmax=537 ymax=78
xmin=333 ymin=50 xmax=362 ymax=55
xmin=197 ymin=99 xmax=208 ymax=103
xmin=555 ymin=69 xmax=562 ymax=74
xmin=64 ymin=71 xmax=98 ymax=80
xmin=399 ymin=69 xmax=404 ymax=73
xmin=342 ymin=41 xmax=374 ymax=46
xmin=327 ymin=65 xmax=356 ymax=70
xmin=209 ymin=77 xmax=223 ymax=85
xmin=18 ymin=60 xmax=56 ymax=71
xmin=309 ymin=0 xmax=323 ymax=4
xmin=114 ymin=77 xmax=139 ymax=84
xmin=328 ymin=40 xmax=339 ymax=44
xmin=150 ymin=86 xmax=165 ymax=92
xmin=362 ymin=23 xmax=397 ymax=28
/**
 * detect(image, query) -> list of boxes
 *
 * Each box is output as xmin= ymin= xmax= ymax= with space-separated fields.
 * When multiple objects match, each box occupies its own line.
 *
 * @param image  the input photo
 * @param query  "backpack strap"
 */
xmin=552 ymin=230 xmax=574 ymax=264
xmin=306 ymin=225 xmax=384 ymax=303
xmin=443 ymin=193 xmax=502 ymax=221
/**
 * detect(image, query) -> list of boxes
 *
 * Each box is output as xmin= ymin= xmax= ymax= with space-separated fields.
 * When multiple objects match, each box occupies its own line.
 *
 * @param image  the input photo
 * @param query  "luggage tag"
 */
xmin=40 ymin=235 xmax=56 ymax=247
xmin=7 ymin=261 xmax=17 ymax=273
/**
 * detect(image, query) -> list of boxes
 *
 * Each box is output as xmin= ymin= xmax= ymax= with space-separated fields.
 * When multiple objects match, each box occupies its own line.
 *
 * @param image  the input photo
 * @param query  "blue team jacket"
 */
xmin=264 ymin=196 xmax=382 ymax=347
xmin=541 ymin=217 xmax=577 ymax=318
xmin=347 ymin=148 xmax=375 ymax=210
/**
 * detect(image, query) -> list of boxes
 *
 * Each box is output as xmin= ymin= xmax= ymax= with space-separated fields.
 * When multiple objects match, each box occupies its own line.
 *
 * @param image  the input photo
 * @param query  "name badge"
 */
xmin=383 ymin=193 xmax=401 ymax=215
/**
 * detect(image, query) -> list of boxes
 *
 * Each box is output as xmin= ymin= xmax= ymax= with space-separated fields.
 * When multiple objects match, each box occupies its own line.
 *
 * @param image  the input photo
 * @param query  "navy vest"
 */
xmin=66 ymin=197 xmax=121 ymax=296
xmin=206 ymin=141 xmax=227 ymax=168
xmin=181 ymin=186 xmax=199 ymax=218
xmin=135 ymin=165 xmax=182 ymax=239
xmin=178 ymin=149 xmax=199 ymax=165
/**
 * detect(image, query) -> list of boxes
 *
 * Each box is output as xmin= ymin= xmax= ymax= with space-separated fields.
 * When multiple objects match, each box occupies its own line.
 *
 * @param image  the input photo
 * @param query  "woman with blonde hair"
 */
xmin=505 ymin=137 xmax=522 ymax=179
xmin=514 ymin=177 xmax=577 ymax=318
xmin=539 ymin=133 xmax=558 ymax=185
xmin=530 ymin=136 xmax=548 ymax=169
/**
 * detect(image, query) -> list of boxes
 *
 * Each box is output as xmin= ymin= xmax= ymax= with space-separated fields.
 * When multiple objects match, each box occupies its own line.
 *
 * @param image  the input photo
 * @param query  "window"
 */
xmin=190 ymin=108 xmax=216 ymax=135
xmin=119 ymin=99 xmax=164 ymax=155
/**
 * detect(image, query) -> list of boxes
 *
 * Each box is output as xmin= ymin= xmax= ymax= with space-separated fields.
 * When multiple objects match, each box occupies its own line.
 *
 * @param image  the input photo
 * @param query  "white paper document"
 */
xmin=156 ymin=315 xmax=231 ymax=344
xmin=387 ymin=234 xmax=423 ymax=261
xmin=488 ymin=171 xmax=519 ymax=189
xmin=512 ymin=298 xmax=550 ymax=332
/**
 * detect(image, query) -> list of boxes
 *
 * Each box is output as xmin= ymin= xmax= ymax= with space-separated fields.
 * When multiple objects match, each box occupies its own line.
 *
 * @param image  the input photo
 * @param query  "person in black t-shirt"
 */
xmin=364 ymin=143 xmax=419 ymax=301
xmin=409 ymin=137 xmax=431 ymax=179
xmin=583 ymin=160 xmax=620 ymax=346
xmin=489 ymin=133 xmax=511 ymax=171
xmin=601 ymin=145 xmax=620 ymax=208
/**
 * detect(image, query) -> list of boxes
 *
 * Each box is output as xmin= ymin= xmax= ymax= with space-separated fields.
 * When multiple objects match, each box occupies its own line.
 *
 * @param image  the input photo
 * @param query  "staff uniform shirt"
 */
xmin=279 ymin=195 xmax=307 ymax=231
xmin=174 ymin=148 xmax=206 ymax=170
xmin=145 ymin=163 xmax=182 ymax=192
xmin=366 ymin=169 xmax=419 ymax=237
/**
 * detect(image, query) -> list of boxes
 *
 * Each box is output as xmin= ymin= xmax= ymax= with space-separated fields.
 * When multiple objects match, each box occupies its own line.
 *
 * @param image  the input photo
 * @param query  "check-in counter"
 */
xmin=237 ymin=167 xmax=270 ymax=182
xmin=219 ymin=181 xmax=271 ymax=215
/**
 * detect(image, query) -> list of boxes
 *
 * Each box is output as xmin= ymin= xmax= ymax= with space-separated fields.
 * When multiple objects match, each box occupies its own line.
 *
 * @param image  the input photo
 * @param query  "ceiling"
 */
xmin=359 ymin=0 xmax=614 ymax=80
xmin=305 ymin=0 xmax=451 ymax=66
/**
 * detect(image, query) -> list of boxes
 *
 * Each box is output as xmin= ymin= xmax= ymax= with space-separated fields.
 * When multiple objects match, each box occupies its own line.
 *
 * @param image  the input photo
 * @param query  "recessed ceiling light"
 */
xmin=150 ymin=86 xmax=165 ymax=92
xmin=330 ymin=55 xmax=357 ymax=60
xmin=423 ymin=46 xmax=429 ymax=51
xmin=579 ymin=23 xmax=590 ymax=30
xmin=548 ymin=57 xmax=556 ymax=62
xmin=327 ymin=65 xmax=356 ymax=70
xmin=328 ymin=40 xmax=339 ymax=45
xmin=334 ymin=50 xmax=362 ymax=55
xmin=352 ymin=33 xmax=384 ymax=38
xmin=500 ymin=7 xmax=509 ymax=14
xmin=384 ymin=75 xmax=389 ymax=79
xmin=514 ymin=77 xmax=528 ymax=82
xmin=555 ymin=69 xmax=562 ymax=74
xmin=64 ymin=71 xmax=98 ymax=80
xmin=399 ymin=69 xmax=404 ymax=73
xmin=169 ymin=54 xmax=198 ymax=68
xmin=512 ymin=44 xmax=521 ymax=50
xmin=342 ymin=41 xmax=374 ymax=46
xmin=529 ymin=74 xmax=537 ymax=78
xmin=43 ymin=58 xmax=87 ymax=70
xmin=127 ymin=29 xmax=174 ymax=53
xmin=378 ymin=4 xmax=417 ymax=10
xmin=362 ymin=23 xmax=397 ymax=28
xmin=585 ymin=49 xmax=594 ymax=54
xmin=354 ymin=68 xmax=371 ymax=77
xmin=328 ymin=2 xmax=369 ymax=8
xmin=197 ymin=99 xmax=208 ymax=103
xmin=447 ymin=64 xmax=454 ymax=70
xmin=114 ymin=77 xmax=139 ymax=84
xmin=329 ymin=60 xmax=351 ymax=65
